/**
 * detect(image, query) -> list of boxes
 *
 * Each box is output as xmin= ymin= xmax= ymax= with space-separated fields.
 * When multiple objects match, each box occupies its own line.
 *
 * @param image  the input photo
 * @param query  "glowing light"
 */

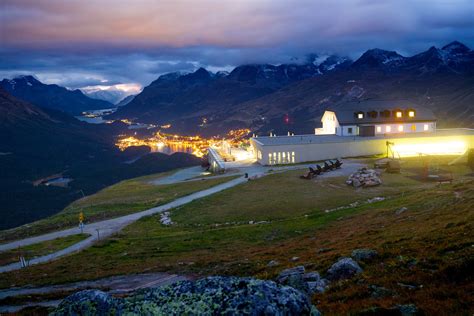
xmin=398 ymin=125 xmax=404 ymax=132
xmin=393 ymin=141 xmax=467 ymax=157
xmin=424 ymin=124 xmax=429 ymax=131
xmin=376 ymin=126 xmax=382 ymax=133
xmin=408 ymin=111 xmax=415 ymax=117
xmin=396 ymin=111 xmax=403 ymax=118
xmin=386 ymin=126 xmax=391 ymax=132
xmin=357 ymin=113 xmax=364 ymax=119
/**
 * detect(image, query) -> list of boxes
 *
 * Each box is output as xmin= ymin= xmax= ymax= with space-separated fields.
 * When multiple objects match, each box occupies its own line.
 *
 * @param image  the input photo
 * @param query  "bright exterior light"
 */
xmin=386 ymin=126 xmax=391 ymax=132
xmin=358 ymin=113 xmax=364 ymax=119
xmin=408 ymin=111 xmax=415 ymax=117
xmin=398 ymin=125 xmax=404 ymax=132
xmin=393 ymin=141 xmax=467 ymax=157
xmin=396 ymin=111 xmax=402 ymax=118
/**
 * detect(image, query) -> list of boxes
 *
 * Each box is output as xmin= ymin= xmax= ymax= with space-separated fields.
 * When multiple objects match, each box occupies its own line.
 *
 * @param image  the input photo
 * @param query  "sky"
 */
xmin=1 ymin=0 xmax=474 ymax=98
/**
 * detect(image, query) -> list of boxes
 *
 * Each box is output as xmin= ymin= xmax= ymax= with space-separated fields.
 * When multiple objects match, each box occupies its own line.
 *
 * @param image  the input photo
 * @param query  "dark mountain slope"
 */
xmin=0 ymin=76 xmax=113 ymax=114
xmin=0 ymin=89 xmax=200 ymax=229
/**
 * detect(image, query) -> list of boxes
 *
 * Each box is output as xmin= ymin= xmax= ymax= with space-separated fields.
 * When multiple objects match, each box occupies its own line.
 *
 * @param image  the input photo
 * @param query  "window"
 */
xmin=368 ymin=111 xmax=378 ymax=118
xmin=411 ymin=124 xmax=416 ymax=131
xmin=291 ymin=152 xmax=295 ymax=163
xmin=398 ymin=125 xmax=404 ymax=132
xmin=348 ymin=127 xmax=353 ymax=134
xmin=258 ymin=151 xmax=262 ymax=159
xmin=396 ymin=111 xmax=403 ymax=118
xmin=357 ymin=113 xmax=364 ymax=119
xmin=424 ymin=124 xmax=429 ymax=131
xmin=380 ymin=110 xmax=391 ymax=118
xmin=408 ymin=111 xmax=415 ymax=118
xmin=376 ymin=126 xmax=382 ymax=133
xmin=386 ymin=126 xmax=391 ymax=132
xmin=268 ymin=153 xmax=272 ymax=164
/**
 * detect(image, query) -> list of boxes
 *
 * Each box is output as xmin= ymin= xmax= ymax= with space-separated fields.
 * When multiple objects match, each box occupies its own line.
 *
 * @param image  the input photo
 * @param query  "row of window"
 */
xmin=376 ymin=124 xmax=430 ymax=133
xmin=356 ymin=109 xmax=416 ymax=120
xmin=343 ymin=124 xmax=430 ymax=135
xmin=268 ymin=151 xmax=295 ymax=164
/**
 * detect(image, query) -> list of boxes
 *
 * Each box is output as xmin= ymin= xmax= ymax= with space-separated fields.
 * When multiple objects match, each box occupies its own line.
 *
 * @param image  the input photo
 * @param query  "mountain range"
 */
xmin=0 ymin=76 xmax=113 ymax=115
xmin=108 ymin=41 xmax=474 ymax=135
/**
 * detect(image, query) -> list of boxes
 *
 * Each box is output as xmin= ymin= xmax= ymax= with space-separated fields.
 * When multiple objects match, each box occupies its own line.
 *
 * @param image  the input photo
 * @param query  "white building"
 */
xmin=250 ymin=100 xmax=474 ymax=165
xmin=315 ymin=100 xmax=437 ymax=137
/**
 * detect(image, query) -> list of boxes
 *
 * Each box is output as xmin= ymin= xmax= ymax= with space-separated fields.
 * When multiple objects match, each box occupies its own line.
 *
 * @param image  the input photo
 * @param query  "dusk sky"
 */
xmin=1 ymin=0 xmax=474 ymax=96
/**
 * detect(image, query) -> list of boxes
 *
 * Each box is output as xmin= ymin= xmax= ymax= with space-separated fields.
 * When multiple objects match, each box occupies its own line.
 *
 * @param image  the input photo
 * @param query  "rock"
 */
xmin=267 ymin=260 xmax=280 ymax=267
xmin=352 ymin=249 xmax=378 ymax=262
xmin=290 ymin=256 xmax=300 ymax=262
xmin=396 ymin=207 xmax=408 ymax=215
xmin=303 ymin=272 xmax=321 ymax=282
xmin=277 ymin=267 xmax=328 ymax=295
xmin=396 ymin=304 xmax=419 ymax=315
xmin=368 ymin=284 xmax=394 ymax=298
xmin=326 ymin=257 xmax=363 ymax=281
xmin=346 ymin=168 xmax=382 ymax=188
xmin=51 ymin=290 xmax=119 ymax=316
xmin=276 ymin=266 xmax=305 ymax=283
xmin=52 ymin=276 xmax=319 ymax=315
xmin=307 ymin=279 xmax=328 ymax=294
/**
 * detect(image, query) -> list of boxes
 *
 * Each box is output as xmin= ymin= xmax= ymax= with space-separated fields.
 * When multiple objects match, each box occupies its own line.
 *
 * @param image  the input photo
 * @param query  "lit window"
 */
xmin=386 ymin=126 xmax=391 ymax=132
xmin=408 ymin=111 xmax=415 ymax=118
xmin=357 ymin=113 xmax=364 ymax=119
xmin=396 ymin=111 xmax=403 ymax=118
xmin=398 ymin=125 xmax=404 ymax=132
xmin=424 ymin=124 xmax=429 ymax=131
xmin=411 ymin=124 xmax=416 ymax=131
xmin=376 ymin=126 xmax=382 ymax=133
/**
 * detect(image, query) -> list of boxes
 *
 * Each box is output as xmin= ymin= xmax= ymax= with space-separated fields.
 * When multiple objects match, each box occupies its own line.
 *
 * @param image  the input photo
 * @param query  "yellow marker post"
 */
xmin=79 ymin=212 xmax=84 ymax=233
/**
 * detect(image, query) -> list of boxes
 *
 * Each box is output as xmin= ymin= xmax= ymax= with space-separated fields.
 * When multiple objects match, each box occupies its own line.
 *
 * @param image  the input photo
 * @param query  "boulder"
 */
xmin=52 ymin=276 xmax=319 ymax=315
xmin=276 ymin=266 xmax=305 ymax=283
xmin=276 ymin=267 xmax=328 ymax=295
xmin=326 ymin=257 xmax=363 ymax=281
xmin=51 ymin=290 xmax=119 ymax=316
xmin=346 ymin=168 xmax=382 ymax=188
xmin=352 ymin=249 xmax=378 ymax=262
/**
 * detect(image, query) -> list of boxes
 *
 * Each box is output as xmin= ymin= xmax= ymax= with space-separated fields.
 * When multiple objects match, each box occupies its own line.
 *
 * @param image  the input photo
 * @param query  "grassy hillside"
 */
xmin=0 ymin=234 xmax=89 ymax=266
xmin=1 ymin=157 xmax=472 ymax=314
xmin=0 ymin=172 xmax=239 ymax=242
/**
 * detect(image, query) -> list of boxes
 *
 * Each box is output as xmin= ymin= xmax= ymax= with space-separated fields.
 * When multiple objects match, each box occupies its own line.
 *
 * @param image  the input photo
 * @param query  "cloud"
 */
xmin=1 ymin=0 xmax=473 ymax=89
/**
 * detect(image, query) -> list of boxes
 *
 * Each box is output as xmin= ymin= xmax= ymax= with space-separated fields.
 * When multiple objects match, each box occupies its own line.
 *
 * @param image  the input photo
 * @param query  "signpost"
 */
xmin=79 ymin=212 xmax=84 ymax=233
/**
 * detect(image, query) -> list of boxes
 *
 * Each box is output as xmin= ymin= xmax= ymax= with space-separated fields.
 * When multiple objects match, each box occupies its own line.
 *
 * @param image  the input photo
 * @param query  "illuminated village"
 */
xmin=116 ymin=128 xmax=251 ymax=158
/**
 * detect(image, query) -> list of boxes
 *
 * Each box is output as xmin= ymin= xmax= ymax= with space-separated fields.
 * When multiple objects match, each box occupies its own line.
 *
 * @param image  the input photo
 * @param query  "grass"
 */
xmin=0 ymin=172 xmax=240 ymax=243
xmin=1 ymin=157 xmax=472 ymax=314
xmin=0 ymin=234 xmax=89 ymax=266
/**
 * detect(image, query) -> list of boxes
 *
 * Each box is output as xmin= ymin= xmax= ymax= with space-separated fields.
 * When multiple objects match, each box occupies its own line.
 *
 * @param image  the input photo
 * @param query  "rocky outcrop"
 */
xmin=52 ymin=276 xmax=320 ymax=315
xmin=346 ymin=168 xmax=382 ymax=187
xmin=326 ymin=257 xmax=363 ymax=281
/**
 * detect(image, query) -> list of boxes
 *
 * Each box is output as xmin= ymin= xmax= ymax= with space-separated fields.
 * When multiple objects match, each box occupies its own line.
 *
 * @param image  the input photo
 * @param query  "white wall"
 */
xmin=374 ymin=122 xmax=436 ymax=135
xmin=251 ymin=132 xmax=474 ymax=165
xmin=316 ymin=111 xmax=339 ymax=135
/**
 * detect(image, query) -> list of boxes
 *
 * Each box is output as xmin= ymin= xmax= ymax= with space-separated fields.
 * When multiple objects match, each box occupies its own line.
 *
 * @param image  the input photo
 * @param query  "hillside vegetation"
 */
xmin=1 ymin=157 xmax=472 ymax=314
xmin=0 ymin=172 xmax=238 ymax=242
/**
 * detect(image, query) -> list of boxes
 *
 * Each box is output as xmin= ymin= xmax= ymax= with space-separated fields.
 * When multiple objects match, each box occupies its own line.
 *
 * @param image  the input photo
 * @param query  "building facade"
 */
xmin=250 ymin=100 xmax=473 ymax=166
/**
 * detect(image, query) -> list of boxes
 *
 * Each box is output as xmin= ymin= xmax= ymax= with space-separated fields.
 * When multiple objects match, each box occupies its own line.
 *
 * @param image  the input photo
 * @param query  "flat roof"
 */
xmin=252 ymin=128 xmax=474 ymax=146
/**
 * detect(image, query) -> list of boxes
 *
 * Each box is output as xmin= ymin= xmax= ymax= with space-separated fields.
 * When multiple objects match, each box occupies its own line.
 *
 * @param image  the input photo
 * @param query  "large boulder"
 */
xmin=52 ymin=276 xmax=320 ymax=315
xmin=326 ymin=257 xmax=363 ymax=281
